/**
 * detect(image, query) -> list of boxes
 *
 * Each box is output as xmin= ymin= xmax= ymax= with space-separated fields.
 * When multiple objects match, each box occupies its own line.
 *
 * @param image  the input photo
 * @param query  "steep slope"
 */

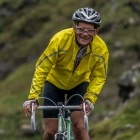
xmin=0 ymin=0 xmax=140 ymax=139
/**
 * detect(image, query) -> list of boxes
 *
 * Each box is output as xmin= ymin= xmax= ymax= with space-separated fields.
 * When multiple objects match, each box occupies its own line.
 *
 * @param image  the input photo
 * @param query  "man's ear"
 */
xmin=73 ymin=24 xmax=76 ymax=33
xmin=95 ymin=28 xmax=99 ymax=35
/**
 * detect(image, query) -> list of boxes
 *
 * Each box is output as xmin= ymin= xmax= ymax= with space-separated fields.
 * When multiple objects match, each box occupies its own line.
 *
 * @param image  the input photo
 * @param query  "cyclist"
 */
xmin=23 ymin=7 xmax=109 ymax=140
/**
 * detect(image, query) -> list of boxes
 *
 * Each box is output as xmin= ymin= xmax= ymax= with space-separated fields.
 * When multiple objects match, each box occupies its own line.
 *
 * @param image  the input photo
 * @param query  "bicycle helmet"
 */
xmin=72 ymin=7 xmax=101 ymax=26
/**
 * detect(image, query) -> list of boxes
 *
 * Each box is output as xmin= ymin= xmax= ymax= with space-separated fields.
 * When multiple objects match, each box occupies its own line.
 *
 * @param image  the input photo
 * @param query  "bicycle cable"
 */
xmin=65 ymin=94 xmax=84 ymax=105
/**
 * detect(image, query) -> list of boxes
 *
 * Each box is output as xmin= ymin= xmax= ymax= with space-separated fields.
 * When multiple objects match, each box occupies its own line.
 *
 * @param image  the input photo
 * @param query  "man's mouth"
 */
xmin=80 ymin=36 xmax=90 ymax=41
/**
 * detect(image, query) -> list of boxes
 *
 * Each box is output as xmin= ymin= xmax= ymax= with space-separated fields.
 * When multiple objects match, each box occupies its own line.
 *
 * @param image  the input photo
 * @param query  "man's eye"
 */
xmin=79 ymin=28 xmax=84 ymax=31
xmin=88 ymin=30 xmax=93 ymax=33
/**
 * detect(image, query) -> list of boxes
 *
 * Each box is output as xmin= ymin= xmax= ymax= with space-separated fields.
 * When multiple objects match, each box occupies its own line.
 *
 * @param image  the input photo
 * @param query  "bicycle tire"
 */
xmin=55 ymin=133 xmax=67 ymax=140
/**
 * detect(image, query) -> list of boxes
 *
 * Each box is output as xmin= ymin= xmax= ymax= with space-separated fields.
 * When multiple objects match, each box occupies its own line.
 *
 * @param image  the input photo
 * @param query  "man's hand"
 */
xmin=23 ymin=100 xmax=39 ymax=116
xmin=81 ymin=100 xmax=94 ymax=115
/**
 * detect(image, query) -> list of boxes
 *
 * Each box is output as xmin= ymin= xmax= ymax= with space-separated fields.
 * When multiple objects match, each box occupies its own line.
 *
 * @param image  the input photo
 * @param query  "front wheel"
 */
xmin=55 ymin=133 xmax=67 ymax=140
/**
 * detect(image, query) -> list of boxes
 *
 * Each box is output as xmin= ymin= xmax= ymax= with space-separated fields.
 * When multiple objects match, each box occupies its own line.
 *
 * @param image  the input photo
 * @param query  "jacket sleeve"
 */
xmin=84 ymin=50 xmax=109 ymax=104
xmin=28 ymin=37 xmax=59 ymax=100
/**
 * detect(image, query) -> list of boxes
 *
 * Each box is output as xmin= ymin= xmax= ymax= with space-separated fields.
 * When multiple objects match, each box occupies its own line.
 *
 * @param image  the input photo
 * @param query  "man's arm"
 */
xmin=84 ymin=50 xmax=109 ymax=104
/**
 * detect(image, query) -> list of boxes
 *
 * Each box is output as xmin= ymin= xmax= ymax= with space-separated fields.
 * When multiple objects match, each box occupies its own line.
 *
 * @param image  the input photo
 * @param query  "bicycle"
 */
xmin=31 ymin=94 xmax=91 ymax=140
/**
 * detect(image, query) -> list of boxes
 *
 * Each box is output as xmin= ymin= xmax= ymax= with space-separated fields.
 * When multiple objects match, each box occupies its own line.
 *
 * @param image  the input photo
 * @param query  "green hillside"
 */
xmin=0 ymin=0 xmax=140 ymax=139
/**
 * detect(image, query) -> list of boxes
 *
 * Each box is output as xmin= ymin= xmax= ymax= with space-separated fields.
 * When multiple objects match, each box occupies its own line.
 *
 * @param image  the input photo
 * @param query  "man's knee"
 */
xmin=43 ymin=129 xmax=56 ymax=140
xmin=71 ymin=111 xmax=87 ymax=134
xmin=43 ymin=118 xmax=57 ymax=140
xmin=73 ymin=124 xmax=85 ymax=132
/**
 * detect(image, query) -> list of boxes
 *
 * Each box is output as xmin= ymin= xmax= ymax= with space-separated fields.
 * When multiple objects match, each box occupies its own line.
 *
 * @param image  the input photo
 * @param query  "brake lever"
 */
xmin=31 ymin=102 xmax=36 ymax=130
xmin=83 ymin=102 xmax=89 ymax=132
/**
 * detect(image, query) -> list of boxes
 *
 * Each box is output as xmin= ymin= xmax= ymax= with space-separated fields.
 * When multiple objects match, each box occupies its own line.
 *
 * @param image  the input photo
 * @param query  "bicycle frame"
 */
xmin=54 ymin=102 xmax=77 ymax=140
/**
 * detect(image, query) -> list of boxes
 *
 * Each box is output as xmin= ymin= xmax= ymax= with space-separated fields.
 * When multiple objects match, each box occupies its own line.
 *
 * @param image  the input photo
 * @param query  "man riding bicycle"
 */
xmin=23 ymin=7 xmax=109 ymax=140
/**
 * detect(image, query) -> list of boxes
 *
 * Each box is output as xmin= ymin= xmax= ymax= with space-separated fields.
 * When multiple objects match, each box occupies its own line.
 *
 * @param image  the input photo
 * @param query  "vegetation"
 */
xmin=0 ymin=0 xmax=140 ymax=139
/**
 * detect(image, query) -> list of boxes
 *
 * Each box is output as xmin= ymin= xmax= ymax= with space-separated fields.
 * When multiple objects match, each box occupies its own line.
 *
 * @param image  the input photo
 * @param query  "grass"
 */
xmin=0 ymin=62 xmax=44 ymax=140
xmin=89 ymin=95 xmax=140 ymax=140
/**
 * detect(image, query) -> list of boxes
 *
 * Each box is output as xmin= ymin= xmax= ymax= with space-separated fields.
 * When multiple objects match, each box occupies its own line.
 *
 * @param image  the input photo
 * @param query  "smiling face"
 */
xmin=73 ymin=22 xmax=98 ymax=46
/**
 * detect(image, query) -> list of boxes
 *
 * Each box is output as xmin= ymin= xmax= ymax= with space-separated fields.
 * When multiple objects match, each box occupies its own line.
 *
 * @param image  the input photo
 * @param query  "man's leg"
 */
xmin=43 ymin=118 xmax=57 ymax=140
xmin=71 ymin=111 xmax=89 ymax=140
xmin=66 ymin=82 xmax=89 ymax=140
xmin=42 ymin=81 xmax=65 ymax=140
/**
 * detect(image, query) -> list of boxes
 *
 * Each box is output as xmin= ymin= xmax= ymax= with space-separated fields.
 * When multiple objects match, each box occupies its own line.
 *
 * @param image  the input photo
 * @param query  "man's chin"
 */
xmin=79 ymin=42 xmax=89 ymax=46
xmin=79 ymin=39 xmax=91 ymax=46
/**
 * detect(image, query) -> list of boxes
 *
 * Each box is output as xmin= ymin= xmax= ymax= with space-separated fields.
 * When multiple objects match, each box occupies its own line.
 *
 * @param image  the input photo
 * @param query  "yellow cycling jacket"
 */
xmin=28 ymin=28 xmax=109 ymax=104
